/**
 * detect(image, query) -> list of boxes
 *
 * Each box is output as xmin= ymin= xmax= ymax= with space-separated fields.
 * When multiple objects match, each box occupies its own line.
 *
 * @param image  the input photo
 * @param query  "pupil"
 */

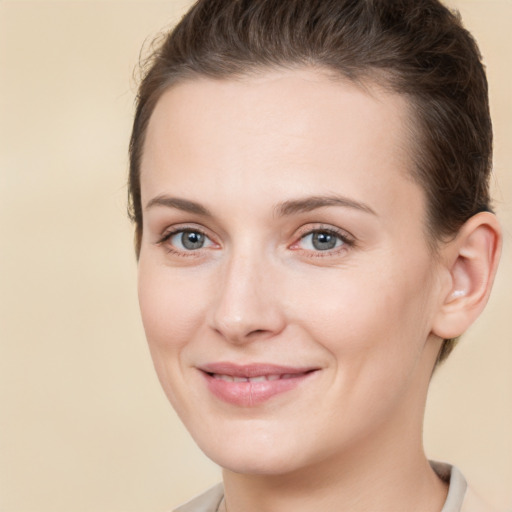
xmin=182 ymin=231 xmax=205 ymax=250
xmin=312 ymin=232 xmax=337 ymax=250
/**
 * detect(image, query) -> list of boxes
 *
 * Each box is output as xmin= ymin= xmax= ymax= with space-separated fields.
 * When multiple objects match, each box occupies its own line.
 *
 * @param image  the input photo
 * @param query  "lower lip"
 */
xmin=201 ymin=371 xmax=317 ymax=407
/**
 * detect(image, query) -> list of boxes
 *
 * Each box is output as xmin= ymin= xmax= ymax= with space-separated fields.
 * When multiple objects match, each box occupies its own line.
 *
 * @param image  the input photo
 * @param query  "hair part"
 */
xmin=129 ymin=0 xmax=493 ymax=363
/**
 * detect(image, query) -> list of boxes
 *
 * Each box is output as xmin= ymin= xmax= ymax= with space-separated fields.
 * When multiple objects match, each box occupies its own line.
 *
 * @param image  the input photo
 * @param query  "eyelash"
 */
xmin=156 ymin=225 xmax=355 ymax=257
xmin=291 ymin=225 xmax=355 ymax=257
xmin=156 ymin=226 xmax=216 ymax=257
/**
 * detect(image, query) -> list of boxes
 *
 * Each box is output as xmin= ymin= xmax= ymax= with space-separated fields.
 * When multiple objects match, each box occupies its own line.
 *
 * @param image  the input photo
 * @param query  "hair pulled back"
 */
xmin=129 ymin=0 xmax=493 ymax=363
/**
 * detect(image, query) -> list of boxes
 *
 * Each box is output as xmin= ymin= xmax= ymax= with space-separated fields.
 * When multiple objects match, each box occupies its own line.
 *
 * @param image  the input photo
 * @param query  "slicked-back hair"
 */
xmin=129 ymin=0 xmax=493 ymax=363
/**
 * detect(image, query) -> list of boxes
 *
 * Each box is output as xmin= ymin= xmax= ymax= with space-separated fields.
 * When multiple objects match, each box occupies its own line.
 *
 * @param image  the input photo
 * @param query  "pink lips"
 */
xmin=199 ymin=363 xmax=318 ymax=407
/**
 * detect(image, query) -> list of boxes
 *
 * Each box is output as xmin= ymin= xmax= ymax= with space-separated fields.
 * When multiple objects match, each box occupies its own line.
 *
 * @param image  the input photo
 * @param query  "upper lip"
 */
xmin=198 ymin=362 xmax=319 ymax=378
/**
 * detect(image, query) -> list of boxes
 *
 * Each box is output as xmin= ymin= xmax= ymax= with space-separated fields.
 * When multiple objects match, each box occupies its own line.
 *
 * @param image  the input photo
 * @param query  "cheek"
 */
xmin=137 ymin=261 xmax=211 ymax=407
xmin=137 ymin=261 xmax=211 ymax=416
xmin=138 ymin=262 xmax=206 ymax=347
xmin=300 ymin=267 xmax=428 ymax=340
xmin=294 ymin=258 xmax=436 ymax=382
xmin=293 ymin=265 xmax=435 ymax=439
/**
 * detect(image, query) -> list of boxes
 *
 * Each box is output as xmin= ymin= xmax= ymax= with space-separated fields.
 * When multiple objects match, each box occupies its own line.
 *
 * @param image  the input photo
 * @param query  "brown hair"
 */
xmin=128 ymin=0 xmax=493 ymax=363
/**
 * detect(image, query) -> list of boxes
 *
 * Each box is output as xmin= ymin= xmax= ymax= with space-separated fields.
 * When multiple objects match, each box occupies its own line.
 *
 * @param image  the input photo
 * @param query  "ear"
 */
xmin=432 ymin=212 xmax=502 ymax=340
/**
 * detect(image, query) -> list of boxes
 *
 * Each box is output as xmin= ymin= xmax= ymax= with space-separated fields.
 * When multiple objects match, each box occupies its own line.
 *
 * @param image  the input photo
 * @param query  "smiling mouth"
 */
xmin=208 ymin=372 xmax=312 ymax=382
xmin=199 ymin=363 xmax=319 ymax=406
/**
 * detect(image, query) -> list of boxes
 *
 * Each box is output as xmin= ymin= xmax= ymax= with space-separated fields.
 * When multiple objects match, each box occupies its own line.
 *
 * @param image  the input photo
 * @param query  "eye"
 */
xmin=163 ymin=229 xmax=215 ymax=251
xmin=300 ymin=230 xmax=343 ymax=251
xmin=291 ymin=227 xmax=354 ymax=254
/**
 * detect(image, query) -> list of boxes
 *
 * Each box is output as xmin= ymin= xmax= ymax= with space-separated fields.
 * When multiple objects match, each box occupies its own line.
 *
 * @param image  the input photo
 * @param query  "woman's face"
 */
xmin=138 ymin=69 xmax=444 ymax=475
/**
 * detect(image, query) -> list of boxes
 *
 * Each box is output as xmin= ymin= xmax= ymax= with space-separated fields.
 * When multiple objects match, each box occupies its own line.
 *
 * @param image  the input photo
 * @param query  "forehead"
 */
xmin=141 ymin=68 xmax=421 ymax=221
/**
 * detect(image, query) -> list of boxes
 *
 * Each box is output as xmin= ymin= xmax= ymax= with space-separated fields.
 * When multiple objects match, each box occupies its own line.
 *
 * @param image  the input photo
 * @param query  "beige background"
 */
xmin=0 ymin=1 xmax=510 ymax=511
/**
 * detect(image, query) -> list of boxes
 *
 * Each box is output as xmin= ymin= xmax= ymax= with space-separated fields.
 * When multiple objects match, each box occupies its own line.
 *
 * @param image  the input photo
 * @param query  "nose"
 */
xmin=208 ymin=249 xmax=286 ymax=344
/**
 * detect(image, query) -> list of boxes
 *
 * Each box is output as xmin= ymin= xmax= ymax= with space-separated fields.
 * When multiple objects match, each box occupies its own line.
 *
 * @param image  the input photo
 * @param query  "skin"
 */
xmin=136 ymin=68 xmax=498 ymax=511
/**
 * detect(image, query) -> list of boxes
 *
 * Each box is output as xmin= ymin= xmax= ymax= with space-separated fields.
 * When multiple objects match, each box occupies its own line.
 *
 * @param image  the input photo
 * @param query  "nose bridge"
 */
xmin=210 ymin=242 xmax=284 ymax=342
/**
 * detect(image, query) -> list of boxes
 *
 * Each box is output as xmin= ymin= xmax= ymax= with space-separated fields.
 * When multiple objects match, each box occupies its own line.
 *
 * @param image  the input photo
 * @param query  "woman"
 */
xmin=129 ymin=1 xmax=502 ymax=511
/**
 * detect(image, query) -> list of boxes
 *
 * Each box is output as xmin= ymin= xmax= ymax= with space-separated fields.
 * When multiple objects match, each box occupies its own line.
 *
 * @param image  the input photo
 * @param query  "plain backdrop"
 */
xmin=1 ymin=1 xmax=511 ymax=511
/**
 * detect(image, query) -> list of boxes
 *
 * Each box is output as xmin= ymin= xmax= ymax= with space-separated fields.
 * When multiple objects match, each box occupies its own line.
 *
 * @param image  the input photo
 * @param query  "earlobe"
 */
xmin=432 ymin=212 xmax=502 ymax=340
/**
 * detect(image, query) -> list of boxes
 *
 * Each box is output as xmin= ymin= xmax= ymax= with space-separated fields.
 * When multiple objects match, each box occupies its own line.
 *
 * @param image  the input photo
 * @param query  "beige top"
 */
xmin=173 ymin=462 xmax=496 ymax=512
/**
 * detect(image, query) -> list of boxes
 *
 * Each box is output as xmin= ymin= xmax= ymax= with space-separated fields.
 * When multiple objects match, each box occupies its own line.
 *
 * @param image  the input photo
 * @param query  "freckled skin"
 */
xmin=137 ymin=69 xmax=448 ymax=511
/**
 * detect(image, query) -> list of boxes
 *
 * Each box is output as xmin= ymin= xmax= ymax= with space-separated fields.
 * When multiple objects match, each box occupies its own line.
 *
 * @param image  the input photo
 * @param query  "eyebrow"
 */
xmin=144 ymin=193 xmax=377 ymax=218
xmin=145 ymin=195 xmax=211 ymax=216
xmin=275 ymin=195 xmax=377 ymax=217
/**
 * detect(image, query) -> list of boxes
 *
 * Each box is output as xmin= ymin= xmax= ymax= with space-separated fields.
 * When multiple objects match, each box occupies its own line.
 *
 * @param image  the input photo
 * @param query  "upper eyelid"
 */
xmin=294 ymin=223 xmax=355 ymax=241
xmin=159 ymin=223 xmax=210 ymax=236
xmin=157 ymin=225 xmax=213 ymax=246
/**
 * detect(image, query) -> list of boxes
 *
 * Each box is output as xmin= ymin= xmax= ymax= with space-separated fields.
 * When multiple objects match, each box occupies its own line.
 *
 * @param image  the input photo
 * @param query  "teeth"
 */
xmin=212 ymin=373 xmax=299 ymax=382
xmin=249 ymin=376 xmax=267 ymax=382
xmin=216 ymin=374 xmax=235 ymax=382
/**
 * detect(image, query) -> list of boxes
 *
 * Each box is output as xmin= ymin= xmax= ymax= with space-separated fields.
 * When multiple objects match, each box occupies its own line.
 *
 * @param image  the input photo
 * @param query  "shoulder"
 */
xmin=172 ymin=483 xmax=224 ymax=512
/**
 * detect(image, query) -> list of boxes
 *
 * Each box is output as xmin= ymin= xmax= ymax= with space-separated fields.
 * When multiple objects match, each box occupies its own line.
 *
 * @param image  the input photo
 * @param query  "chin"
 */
xmin=208 ymin=449 xmax=303 ymax=476
xmin=192 ymin=427 xmax=307 ymax=476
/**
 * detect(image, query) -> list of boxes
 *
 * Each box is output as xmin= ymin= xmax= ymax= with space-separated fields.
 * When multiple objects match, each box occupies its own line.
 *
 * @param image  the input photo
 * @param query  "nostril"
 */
xmin=244 ymin=328 xmax=277 ymax=340
xmin=209 ymin=283 xmax=287 ymax=343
